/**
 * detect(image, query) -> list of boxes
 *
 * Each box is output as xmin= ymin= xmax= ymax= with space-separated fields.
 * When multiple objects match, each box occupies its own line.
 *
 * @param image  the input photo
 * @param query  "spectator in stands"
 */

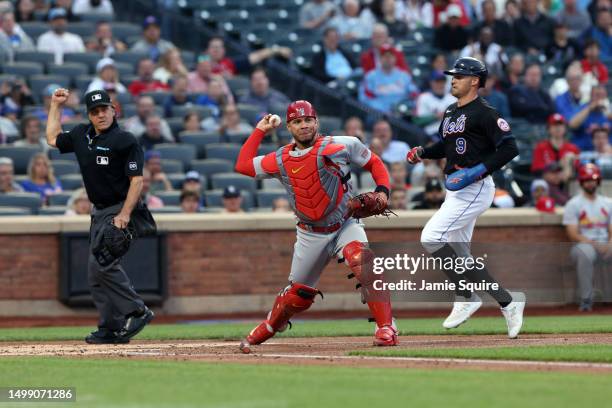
xmin=389 ymin=161 xmax=409 ymax=190
xmin=554 ymin=62 xmax=589 ymax=116
xmin=479 ymin=73 xmax=511 ymax=119
xmin=144 ymin=150 xmax=172 ymax=194
xmin=130 ymin=15 xmax=174 ymax=62
xmin=141 ymin=168 xmax=164 ymax=209
xmin=128 ymin=58 xmax=170 ymax=97
xmin=328 ymin=0 xmax=376 ymax=41
xmin=124 ymin=95 xmax=173 ymax=141
xmin=0 ymin=78 xmax=34 ymax=120
xmin=216 ymin=104 xmax=253 ymax=139
xmin=0 ymin=113 xmax=17 ymax=142
xmin=272 ymin=197 xmax=291 ymax=212
xmin=396 ymin=0 xmax=432 ymax=30
xmin=581 ymin=39 xmax=609 ymax=84
xmin=563 ymin=163 xmax=612 ymax=311
xmin=370 ymin=118 xmax=410 ymax=163
xmin=14 ymin=115 xmax=46 ymax=151
xmin=15 ymin=0 xmax=35 ymax=23
xmin=531 ymin=113 xmax=580 ymax=177
xmin=499 ymin=52 xmax=524 ymax=93
xmin=581 ymin=6 xmax=611 ymax=60
xmin=37 ymin=8 xmax=85 ymax=64
xmin=31 ymin=83 xmax=75 ymax=123
xmin=580 ymin=124 xmax=612 ymax=167
xmin=546 ymin=21 xmax=581 ymax=70
xmin=51 ymin=0 xmax=78 ymax=22
xmin=473 ymin=0 xmax=514 ymax=46
xmin=85 ymin=21 xmax=126 ymax=57
xmin=182 ymin=111 xmax=201 ymax=133
xmin=186 ymin=54 xmax=233 ymax=102
xmin=195 ymin=78 xmax=229 ymax=119
xmin=238 ymin=67 xmax=290 ymax=116
xmin=299 ymin=0 xmax=338 ymax=30
xmin=206 ymin=36 xmax=292 ymax=78
xmin=20 ymin=153 xmax=62 ymax=203
xmin=311 ymin=27 xmax=358 ymax=84
xmin=343 ymin=116 xmax=365 ymax=141
xmin=412 ymin=178 xmax=445 ymax=209
xmin=568 ymin=84 xmax=612 ymax=150
xmin=410 ymin=154 xmax=445 ymax=187
xmin=222 ymin=185 xmax=244 ymax=213
xmin=509 ymin=63 xmax=555 ymax=123
xmin=460 ymin=27 xmax=505 ymax=76
xmin=181 ymin=170 xmax=202 ymax=194
xmin=64 ymin=187 xmax=92 ymax=215
xmin=557 ymin=0 xmax=592 ymax=39
xmin=430 ymin=0 xmax=470 ymax=28
xmin=153 ymin=48 xmax=188 ymax=85
xmin=530 ymin=179 xmax=552 ymax=207
xmin=180 ymin=190 xmax=200 ymax=213
xmin=0 ymin=157 xmax=23 ymax=193
xmin=415 ymin=71 xmax=457 ymax=138
xmin=359 ymin=45 xmax=419 ymax=114
xmin=86 ymin=57 xmax=127 ymax=94
xmin=139 ymin=114 xmax=169 ymax=151
xmin=360 ymin=24 xmax=409 ymax=74
xmin=72 ymin=0 xmax=114 ymax=17
xmin=371 ymin=0 xmax=408 ymax=39
xmin=433 ymin=4 xmax=469 ymax=52
xmin=163 ymin=75 xmax=195 ymax=118
xmin=0 ymin=10 xmax=35 ymax=56
xmin=541 ymin=162 xmax=570 ymax=205
xmin=389 ymin=188 xmax=408 ymax=210
xmin=514 ymin=0 xmax=555 ymax=54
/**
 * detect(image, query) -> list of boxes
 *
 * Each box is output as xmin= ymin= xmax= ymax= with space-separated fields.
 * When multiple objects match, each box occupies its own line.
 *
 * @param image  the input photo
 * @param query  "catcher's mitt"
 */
xmin=347 ymin=192 xmax=395 ymax=219
xmin=92 ymin=222 xmax=134 ymax=267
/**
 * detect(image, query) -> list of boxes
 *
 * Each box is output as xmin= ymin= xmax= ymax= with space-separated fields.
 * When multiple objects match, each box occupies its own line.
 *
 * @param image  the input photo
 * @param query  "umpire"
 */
xmin=46 ymin=88 xmax=155 ymax=344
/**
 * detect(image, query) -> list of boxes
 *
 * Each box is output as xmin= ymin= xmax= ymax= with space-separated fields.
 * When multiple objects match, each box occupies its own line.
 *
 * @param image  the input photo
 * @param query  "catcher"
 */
xmin=235 ymin=100 xmax=397 ymax=353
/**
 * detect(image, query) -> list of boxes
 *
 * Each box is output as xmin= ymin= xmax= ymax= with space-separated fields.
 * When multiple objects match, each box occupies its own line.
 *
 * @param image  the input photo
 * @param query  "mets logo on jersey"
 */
xmin=442 ymin=114 xmax=467 ymax=138
xmin=497 ymin=118 xmax=511 ymax=132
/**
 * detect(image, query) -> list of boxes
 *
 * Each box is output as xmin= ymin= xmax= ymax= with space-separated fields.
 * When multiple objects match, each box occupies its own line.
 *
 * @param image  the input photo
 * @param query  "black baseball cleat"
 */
xmin=85 ymin=329 xmax=129 ymax=345
xmin=119 ymin=306 xmax=154 ymax=340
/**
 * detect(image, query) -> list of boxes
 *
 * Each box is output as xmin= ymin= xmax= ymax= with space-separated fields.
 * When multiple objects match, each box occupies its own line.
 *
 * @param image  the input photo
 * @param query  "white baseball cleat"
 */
xmin=501 ymin=292 xmax=526 ymax=339
xmin=443 ymin=294 xmax=482 ymax=329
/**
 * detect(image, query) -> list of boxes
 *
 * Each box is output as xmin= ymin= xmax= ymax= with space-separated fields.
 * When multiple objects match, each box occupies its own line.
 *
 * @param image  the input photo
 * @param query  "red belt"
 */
xmin=297 ymin=221 xmax=343 ymax=234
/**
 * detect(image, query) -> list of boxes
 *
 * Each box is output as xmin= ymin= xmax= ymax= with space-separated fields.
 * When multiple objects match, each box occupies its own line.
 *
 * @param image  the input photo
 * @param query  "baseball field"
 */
xmin=1 ymin=313 xmax=611 ymax=408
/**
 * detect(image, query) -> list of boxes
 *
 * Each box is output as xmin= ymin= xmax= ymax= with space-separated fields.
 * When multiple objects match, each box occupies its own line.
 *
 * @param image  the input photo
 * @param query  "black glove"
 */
xmin=92 ymin=222 xmax=134 ymax=267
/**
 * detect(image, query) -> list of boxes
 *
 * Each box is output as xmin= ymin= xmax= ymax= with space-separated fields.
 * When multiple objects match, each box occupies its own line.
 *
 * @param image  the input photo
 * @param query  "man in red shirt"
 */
xmin=581 ymin=39 xmax=609 ymax=84
xmin=128 ymin=58 xmax=169 ymax=97
xmin=531 ymin=113 xmax=580 ymax=177
xmin=360 ymin=23 xmax=409 ymax=74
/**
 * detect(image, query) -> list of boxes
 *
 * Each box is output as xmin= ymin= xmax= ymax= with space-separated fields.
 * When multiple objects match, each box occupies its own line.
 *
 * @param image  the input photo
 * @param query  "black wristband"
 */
xmin=374 ymin=185 xmax=390 ymax=199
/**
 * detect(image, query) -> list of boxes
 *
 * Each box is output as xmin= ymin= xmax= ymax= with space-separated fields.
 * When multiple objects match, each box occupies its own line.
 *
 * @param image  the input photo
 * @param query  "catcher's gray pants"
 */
xmin=571 ymin=243 xmax=598 ymax=302
xmin=88 ymin=205 xmax=144 ymax=331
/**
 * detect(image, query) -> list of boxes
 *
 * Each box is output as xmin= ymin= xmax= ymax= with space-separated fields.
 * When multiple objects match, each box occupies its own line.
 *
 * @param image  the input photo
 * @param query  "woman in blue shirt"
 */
xmin=20 ymin=153 xmax=63 ymax=204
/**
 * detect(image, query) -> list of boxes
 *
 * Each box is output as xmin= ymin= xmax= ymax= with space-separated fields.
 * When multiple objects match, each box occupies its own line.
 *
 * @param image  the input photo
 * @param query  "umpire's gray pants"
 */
xmin=88 ymin=206 xmax=144 ymax=331
xmin=570 ymin=243 xmax=598 ymax=302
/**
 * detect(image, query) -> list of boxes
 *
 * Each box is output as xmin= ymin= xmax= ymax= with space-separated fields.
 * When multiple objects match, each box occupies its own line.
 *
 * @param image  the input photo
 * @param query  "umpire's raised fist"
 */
xmin=51 ymin=88 xmax=69 ymax=105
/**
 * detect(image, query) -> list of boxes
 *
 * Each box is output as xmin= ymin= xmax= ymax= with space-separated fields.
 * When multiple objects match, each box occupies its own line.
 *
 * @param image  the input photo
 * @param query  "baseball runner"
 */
xmin=406 ymin=57 xmax=526 ymax=338
xmin=235 ymin=100 xmax=397 ymax=353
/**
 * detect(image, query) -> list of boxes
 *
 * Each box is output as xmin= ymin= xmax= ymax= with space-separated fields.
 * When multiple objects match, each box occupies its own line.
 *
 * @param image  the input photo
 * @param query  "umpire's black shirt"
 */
xmin=56 ymin=120 xmax=144 ymax=209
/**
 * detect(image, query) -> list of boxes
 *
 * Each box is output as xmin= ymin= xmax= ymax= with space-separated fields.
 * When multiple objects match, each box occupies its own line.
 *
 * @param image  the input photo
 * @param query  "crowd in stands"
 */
xmin=0 ymin=0 xmax=609 ymax=216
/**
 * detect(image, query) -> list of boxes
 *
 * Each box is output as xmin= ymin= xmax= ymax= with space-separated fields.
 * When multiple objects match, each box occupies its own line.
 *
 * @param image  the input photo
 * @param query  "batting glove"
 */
xmin=407 ymin=146 xmax=424 ymax=164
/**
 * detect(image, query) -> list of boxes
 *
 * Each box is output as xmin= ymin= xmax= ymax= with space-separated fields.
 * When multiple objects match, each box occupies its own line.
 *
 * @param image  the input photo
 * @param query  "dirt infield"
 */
xmin=3 ymin=333 xmax=612 ymax=374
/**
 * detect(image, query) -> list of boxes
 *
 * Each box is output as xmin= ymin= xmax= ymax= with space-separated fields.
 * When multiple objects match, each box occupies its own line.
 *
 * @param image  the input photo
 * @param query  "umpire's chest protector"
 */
xmin=276 ymin=136 xmax=347 ymax=222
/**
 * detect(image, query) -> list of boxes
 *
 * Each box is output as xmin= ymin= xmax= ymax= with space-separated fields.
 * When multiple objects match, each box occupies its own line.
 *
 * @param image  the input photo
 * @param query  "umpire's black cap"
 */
xmin=444 ymin=57 xmax=488 ymax=88
xmin=85 ymin=89 xmax=113 ymax=112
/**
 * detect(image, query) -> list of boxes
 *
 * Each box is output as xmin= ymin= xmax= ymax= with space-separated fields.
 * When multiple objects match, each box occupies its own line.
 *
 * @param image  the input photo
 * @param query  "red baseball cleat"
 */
xmin=373 ymin=324 xmax=399 ymax=346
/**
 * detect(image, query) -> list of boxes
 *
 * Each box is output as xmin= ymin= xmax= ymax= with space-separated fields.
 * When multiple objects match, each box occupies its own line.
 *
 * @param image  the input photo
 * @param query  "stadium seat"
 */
xmin=51 ymin=160 xmax=80 ymax=177
xmin=237 ymin=104 xmax=261 ymax=125
xmin=150 ymin=206 xmax=183 ymax=213
xmin=171 ymin=105 xmax=213 ymax=119
xmin=226 ymin=76 xmax=250 ymax=96
xmin=256 ymin=189 xmax=288 ymax=207
xmin=114 ymin=61 xmax=135 ymax=77
xmin=75 ymin=75 xmax=95 ymax=91
xmin=59 ymin=174 xmax=84 ymax=190
xmin=204 ymin=143 xmax=241 ymax=162
xmin=160 ymin=159 xmax=184 ymax=174
xmin=48 ymin=149 xmax=77 ymax=162
xmin=166 ymin=117 xmax=184 ymax=137
xmin=39 ymin=206 xmax=68 ymax=215
xmin=262 ymin=177 xmax=283 ymax=190
xmin=225 ymin=132 xmax=250 ymax=144
xmin=205 ymin=189 xmax=254 ymax=211
xmin=167 ymin=173 xmax=206 ymax=190
xmin=66 ymin=22 xmax=95 ymax=38
xmin=47 ymin=63 xmax=89 ymax=83
xmin=64 ymin=53 xmax=103 ymax=74
xmin=0 ymin=193 xmax=42 ymax=214
xmin=19 ymin=22 xmax=49 ymax=40
xmin=108 ymin=51 xmax=148 ymax=66
xmin=141 ymin=91 xmax=170 ymax=105
xmin=211 ymin=172 xmax=257 ymax=195
xmin=156 ymin=191 xmax=181 ymax=206
xmin=0 ymin=145 xmax=42 ymax=174
xmin=0 ymin=206 xmax=32 ymax=216
xmin=179 ymin=132 xmax=220 ymax=158
xmin=30 ymin=75 xmax=71 ymax=101
xmin=189 ymin=159 xmax=234 ymax=181
xmin=14 ymin=51 xmax=55 ymax=66
xmin=111 ymin=22 xmax=142 ymax=42
xmin=318 ymin=115 xmax=342 ymax=134
xmin=2 ymin=62 xmax=44 ymax=78
xmin=48 ymin=191 xmax=73 ymax=206
xmin=156 ymin=144 xmax=197 ymax=169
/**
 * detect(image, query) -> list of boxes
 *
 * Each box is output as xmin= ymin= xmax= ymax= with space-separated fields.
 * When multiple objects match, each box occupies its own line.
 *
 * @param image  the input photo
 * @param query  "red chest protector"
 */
xmin=277 ymin=136 xmax=347 ymax=222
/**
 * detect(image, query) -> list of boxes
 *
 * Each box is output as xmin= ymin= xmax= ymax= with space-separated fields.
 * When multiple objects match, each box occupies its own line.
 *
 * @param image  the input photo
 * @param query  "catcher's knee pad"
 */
xmin=342 ymin=241 xmax=375 ymax=285
xmin=267 ymin=283 xmax=321 ymax=331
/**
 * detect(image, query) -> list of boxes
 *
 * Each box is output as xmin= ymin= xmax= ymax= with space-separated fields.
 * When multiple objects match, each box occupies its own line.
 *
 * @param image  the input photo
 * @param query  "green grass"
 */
xmin=0 ymin=357 xmax=610 ymax=408
xmin=350 ymin=344 xmax=612 ymax=363
xmin=0 ymin=315 xmax=610 ymax=342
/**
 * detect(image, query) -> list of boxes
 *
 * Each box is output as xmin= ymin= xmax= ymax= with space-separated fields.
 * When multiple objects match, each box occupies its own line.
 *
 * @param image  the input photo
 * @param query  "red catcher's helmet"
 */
xmin=286 ymin=100 xmax=317 ymax=123
xmin=578 ymin=163 xmax=602 ymax=184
